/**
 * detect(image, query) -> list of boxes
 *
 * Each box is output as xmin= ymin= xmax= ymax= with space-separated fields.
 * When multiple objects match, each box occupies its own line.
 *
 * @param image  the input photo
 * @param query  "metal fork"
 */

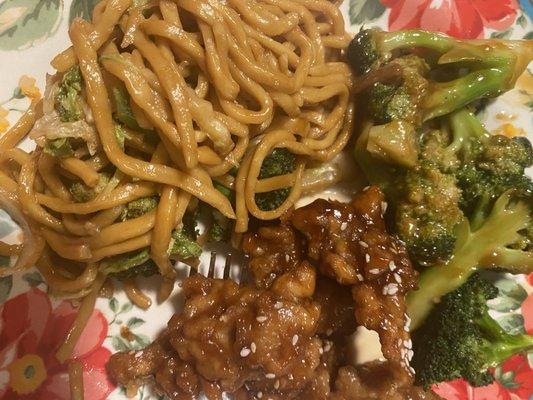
xmin=187 ymin=251 xmax=250 ymax=285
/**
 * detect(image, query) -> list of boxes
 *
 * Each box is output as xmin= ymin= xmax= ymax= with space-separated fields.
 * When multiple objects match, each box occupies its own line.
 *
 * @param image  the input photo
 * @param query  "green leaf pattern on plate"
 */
xmin=69 ymin=0 xmax=99 ymax=23
xmin=0 ymin=0 xmax=62 ymax=50
xmin=349 ymin=0 xmax=385 ymax=25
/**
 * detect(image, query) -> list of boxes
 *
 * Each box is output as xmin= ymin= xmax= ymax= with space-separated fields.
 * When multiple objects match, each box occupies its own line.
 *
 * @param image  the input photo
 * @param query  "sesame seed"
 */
xmin=369 ymin=268 xmax=380 ymax=274
xmin=383 ymin=283 xmax=398 ymax=296
xmin=381 ymin=201 xmax=388 ymax=214
xmin=409 ymin=366 xmax=416 ymax=374
xmin=404 ymin=339 xmax=412 ymax=349
xmin=407 ymin=349 xmax=414 ymax=361
xmin=257 ymin=392 xmax=263 ymax=399
xmin=388 ymin=261 xmax=396 ymax=271
xmin=363 ymin=186 xmax=370 ymax=191
xmin=394 ymin=273 xmax=402 ymax=283
xmin=319 ymin=347 xmax=324 ymax=354
xmin=326 ymin=328 xmax=333 ymax=336
xmin=285 ymin=254 xmax=290 ymax=262
xmin=256 ymin=315 xmax=267 ymax=323
xmin=356 ymin=273 xmax=364 ymax=281
xmin=365 ymin=254 xmax=370 ymax=263
xmin=266 ymin=373 xmax=276 ymax=379
xmin=251 ymin=342 xmax=257 ymax=353
xmin=323 ymin=342 xmax=332 ymax=352
xmin=240 ymin=347 xmax=251 ymax=357
xmin=274 ymin=301 xmax=283 ymax=309
xmin=274 ymin=380 xmax=280 ymax=389
xmin=359 ymin=240 xmax=368 ymax=248
xmin=288 ymin=374 xmax=294 ymax=380
xmin=292 ymin=334 xmax=299 ymax=345
xmin=340 ymin=222 xmax=348 ymax=231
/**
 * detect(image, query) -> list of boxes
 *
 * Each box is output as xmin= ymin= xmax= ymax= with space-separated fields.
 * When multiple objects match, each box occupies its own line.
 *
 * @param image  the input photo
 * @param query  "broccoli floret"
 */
xmin=102 ymin=248 xmax=153 ymax=277
xmin=44 ymin=137 xmax=74 ymax=158
xmin=255 ymin=148 xmax=295 ymax=211
xmin=203 ymin=182 xmax=234 ymax=242
xmin=432 ymin=108 xmax=533 ymax=228
xmin=112 ymin=86 xmax=153 ymax=135
xmin=366 ymin=56 xmax=430 ymax=125
xmin=169 ymin=229 xmax=202 ymax=260
xmin=408 ymin=191 xmax=532 ymax=330
xmin=348 ymin=29 xmax=533 ymax=121
xmin=412 ymin=273 xmax=533 ymax=388
xmin=457 ymin=135 xmax=533 ymax=228
xmin=120 ymin=196 xmax=159 ymax=220
xmin=347 ymin=29 xmax=454 ymax=75
xmin=69 ymin=173 xmax=110 ymax=203
xmin=112 ymin=261 xmax=159 ymax=280
xmin=395 ymin=163 xmax=464 ymax=265
xmin=56 ymin=66 xmax=83 ymax=122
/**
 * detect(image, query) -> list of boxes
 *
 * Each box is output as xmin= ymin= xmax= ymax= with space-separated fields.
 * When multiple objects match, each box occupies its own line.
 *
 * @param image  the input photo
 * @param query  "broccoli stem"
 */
xmin=408 ymin=193 xmax=531 ymax=330
xmin=482 ymin=247 xmax=533 ymax=272
xmin=379 ymin=30 xmax=455 ymax=54
xmin=478 ymin=314 xmax=533 ymax=367
xmin=424 ymin=69 xmax=507 ymax=120
xmin=446 ymin=108 xmax=488 ymax=153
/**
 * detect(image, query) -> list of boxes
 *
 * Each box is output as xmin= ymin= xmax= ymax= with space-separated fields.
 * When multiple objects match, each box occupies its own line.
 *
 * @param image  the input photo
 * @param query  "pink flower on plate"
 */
xmin=0 ymin=288 xmax=114 ymax=400
xmin=381 ymin=0 xmax=519 ymax=38
xmin=499 ymin=354 xmax=533 ymax=400
xmin=433 ymin=378 xmax=512 ymax=400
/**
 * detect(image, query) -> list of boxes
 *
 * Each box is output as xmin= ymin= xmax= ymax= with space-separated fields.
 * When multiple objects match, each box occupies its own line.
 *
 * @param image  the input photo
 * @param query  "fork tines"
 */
xmin=188 ymin=251 xmax=235 ymax=281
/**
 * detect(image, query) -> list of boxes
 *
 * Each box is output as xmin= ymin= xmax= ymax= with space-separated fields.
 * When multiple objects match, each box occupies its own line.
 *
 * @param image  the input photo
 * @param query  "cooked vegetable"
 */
xmin=395 ymin=163 xmax=464 ymax=265
xmin=112 ymin=87 xmax=152 ymax=134
xmin=408 ymin=191 xmax=532 ymax=330
xmin=445 ymin=110 xmax=533 ymax=228
xmin=114 ymin=124 xmax=130 ymax=150
xmin=348 ymin=29 xmax=532 ymax=121
xmin=169 ymin=230 xmax=202 ymax=260
xmin=56 ymin=66 xmax=84 ymax=122
xmin=412 ymin=273 xmax=533 ymax=387
xmin=44 ymin=137 xmax=74 ymax=158
xmin=120 ymin=196 xmax=159 ymax=220
xmin=69 ymin=173 xmax=110 ymax=203
xmin=104 ymin=221 xmax=201 ymax=278
xmin=102 ymin=249 xmax=152 ymax=277
xmin=255 ymin=148 xmax=296 ymax=211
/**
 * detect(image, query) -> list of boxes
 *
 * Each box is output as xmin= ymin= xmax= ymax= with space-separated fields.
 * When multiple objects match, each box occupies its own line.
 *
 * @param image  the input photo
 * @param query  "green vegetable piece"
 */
xmin=120 ymin=196 xmax=159 ymax=220
xmin=348 ymin=29 xmax=533 ymax=121
xmin=366 ymin=120 xmax=419 ymax=168
xmin=255 ymin=148 xmax=296 ymax=212
xmin=56 ymin=66 xmax=83 ymax=122
xmin=396 ymin=163 xmax=463 ymax=264
xmin=114 ymin=124 xmax=130 ymax=150
xmin=408 ymin=191 xmax=532 ymax=330
xmin=69 ymin=173 xmax=110 ymax=203
xmin=169 ymin=230 xmax=202 ymax=260
xmin=412 ymin=274 xmax=533 ymax=387
xmin=102 ymin=248 xmax=151 ymax=276
xmin=44 ymin=137 xmax=74 ymax=158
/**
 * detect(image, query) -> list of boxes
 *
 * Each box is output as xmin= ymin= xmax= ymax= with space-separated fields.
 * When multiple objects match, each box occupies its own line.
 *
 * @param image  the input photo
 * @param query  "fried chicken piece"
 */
xmin=330 ymin=361 xmax=442 ymax=400
xmin=109 ymin=273 xmax=324 ymax=399
xmin=314 ymin=277 xmax=356 ymax=337
xmin=242 ymin=224 xmax=304 ymax=288
xmin=289 ymin=187 xmax=418 ymax=367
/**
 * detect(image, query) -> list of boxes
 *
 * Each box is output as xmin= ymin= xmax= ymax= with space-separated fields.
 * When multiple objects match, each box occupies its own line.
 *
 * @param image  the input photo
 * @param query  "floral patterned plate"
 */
xmin=0 ymin=1 xmax=532 ymax=399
